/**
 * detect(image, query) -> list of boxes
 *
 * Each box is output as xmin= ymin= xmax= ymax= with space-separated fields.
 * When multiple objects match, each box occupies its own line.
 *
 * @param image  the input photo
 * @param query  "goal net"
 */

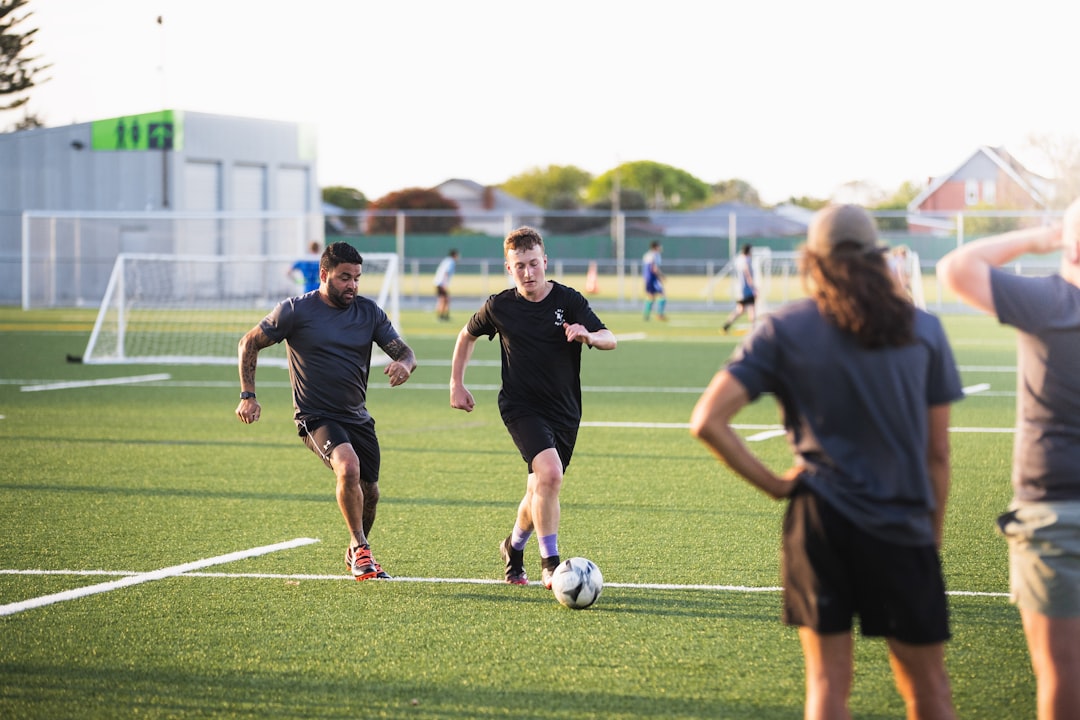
xmin=81 ymin=253 xmax=400 ymax=366
xmin=21 ymin=210 xmax=314 ymax=310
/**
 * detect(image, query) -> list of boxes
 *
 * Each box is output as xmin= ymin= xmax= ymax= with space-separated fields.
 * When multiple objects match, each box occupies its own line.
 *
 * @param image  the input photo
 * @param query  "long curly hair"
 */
xmin=800 ymin=242 xmax=914 ymax=348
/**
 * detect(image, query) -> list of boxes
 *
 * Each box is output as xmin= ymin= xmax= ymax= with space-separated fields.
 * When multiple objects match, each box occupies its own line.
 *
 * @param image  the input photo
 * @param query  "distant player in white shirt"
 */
xmin=722 ymin=244 xmax=756 ymax=333
xmin=433 ymin=248 xmax=459 ymax=321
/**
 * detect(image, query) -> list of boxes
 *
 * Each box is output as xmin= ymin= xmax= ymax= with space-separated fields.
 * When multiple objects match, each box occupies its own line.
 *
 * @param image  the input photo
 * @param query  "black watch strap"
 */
xmin=240 ymin=391 xmax=257 ymax=400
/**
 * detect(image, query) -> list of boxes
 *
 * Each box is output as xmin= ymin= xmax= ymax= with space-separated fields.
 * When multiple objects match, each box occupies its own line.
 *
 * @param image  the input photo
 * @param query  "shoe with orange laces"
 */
xmin=499 ymin=536 xmax=528 ymax=585
xmin=344 ymin=545 xmax=379 ymax=581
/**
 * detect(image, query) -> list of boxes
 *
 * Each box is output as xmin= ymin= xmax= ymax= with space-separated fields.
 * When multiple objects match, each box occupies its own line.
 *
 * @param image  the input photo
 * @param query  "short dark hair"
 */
xmin=321 ymin=242 xmax=363 ymax=273
xmin=741 ymin=244 xmax=752 ymax=255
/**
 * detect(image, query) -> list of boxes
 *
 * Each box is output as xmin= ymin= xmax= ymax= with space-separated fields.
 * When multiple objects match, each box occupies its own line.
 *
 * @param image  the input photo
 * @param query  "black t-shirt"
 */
xmin=466 ymin=281 xmax=606 ymax=426
xmin=259 ymin=293 xmax=400 ymax=424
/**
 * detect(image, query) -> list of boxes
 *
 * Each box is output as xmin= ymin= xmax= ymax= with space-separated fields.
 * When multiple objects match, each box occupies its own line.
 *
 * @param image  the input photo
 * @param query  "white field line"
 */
xmin=745 ymin=429 xmax=788 ymax=442
xmin=20 ymin=373 xmax=172 ymax=393
xmin=963 ymin=383 xmax=991 ymax=395
xmin=0 ymin=537 xmax=319 ymax=617
xmin=0 ymin=568 xmax=1009 ymax=598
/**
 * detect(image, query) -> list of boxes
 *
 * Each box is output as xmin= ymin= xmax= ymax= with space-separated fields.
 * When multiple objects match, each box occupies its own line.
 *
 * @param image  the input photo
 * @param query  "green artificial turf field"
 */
xmin=0 ymin=306 xmax=1033 ymax=718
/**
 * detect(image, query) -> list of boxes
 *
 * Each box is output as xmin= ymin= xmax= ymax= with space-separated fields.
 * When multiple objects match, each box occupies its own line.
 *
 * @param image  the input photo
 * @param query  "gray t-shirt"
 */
xmin=991 ymin=269 xmax=1080 ymax=503
xmin=726 ymin=298 xmax=963 ymax=546
xmin=259 ymin=291 xmax=401 ymax=424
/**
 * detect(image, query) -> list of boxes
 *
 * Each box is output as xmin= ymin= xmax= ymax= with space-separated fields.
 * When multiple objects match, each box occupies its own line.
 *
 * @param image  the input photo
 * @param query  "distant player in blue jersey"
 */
xmin=642 ymin=241 xmax=667 ymax=320
xmin=289 ymin=241 xmax=323 ymax=293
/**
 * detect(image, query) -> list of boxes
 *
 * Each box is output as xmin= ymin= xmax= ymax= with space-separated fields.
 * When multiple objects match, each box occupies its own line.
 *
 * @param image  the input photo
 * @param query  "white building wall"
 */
xmin=0 ymin=110 xmax=320 ymax=305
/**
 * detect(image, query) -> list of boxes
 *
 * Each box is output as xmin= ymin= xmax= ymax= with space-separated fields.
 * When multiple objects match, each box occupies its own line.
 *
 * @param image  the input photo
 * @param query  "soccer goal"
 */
xmin=81 ymin=253 xmax=400 ymax=366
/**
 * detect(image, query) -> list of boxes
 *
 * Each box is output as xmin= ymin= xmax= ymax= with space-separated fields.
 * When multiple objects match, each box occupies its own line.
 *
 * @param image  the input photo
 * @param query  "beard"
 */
xmin=326 ymin=283 xmax=355 ymax=308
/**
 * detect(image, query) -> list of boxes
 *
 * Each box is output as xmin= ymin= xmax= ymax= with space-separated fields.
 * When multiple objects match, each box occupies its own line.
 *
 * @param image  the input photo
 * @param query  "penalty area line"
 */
xmin=0 ymin=537 xmax=320 ymax=617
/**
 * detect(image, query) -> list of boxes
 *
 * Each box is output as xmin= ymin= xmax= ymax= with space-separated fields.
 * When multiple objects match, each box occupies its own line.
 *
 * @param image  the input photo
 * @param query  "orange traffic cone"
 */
xmin=585 ymin=261 xmax=599 ymax=294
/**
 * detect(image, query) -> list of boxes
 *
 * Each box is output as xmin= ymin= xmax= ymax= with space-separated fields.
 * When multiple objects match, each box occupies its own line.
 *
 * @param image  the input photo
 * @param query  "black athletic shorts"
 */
xmin=297 ymin=416 xmax=381 ymax=485
xmin=781 ymin=484 xmax=950 ymax=644
xmin=504 ymin=414 xmax=578 ymax=473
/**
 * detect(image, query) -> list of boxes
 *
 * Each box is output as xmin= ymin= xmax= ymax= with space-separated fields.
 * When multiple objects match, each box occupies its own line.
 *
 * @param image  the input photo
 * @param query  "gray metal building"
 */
xmin=1 ymin=109 xmax=322 ymax=306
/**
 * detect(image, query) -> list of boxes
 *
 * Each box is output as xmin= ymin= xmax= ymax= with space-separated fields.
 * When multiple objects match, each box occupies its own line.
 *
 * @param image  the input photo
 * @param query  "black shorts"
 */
xmin=740 ymin=292 xmax=756 ymax=306
xmin=781 ymin=484 xmax=950 ymax=644
xmin=436 ymin=286 xmax=449 ymax=298
xmin=297 ymin=416 xmax=381 ymax=485
xmin=504 ymin=414 xmax=578 ymax=473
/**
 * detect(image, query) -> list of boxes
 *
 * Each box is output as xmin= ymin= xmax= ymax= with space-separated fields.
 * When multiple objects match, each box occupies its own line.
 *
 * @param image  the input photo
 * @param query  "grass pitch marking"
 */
xmin=2 ymin=569 xmax=1010 ymax=598
xmin=20 ymin=373 xmax=173 ymax=393
xmin=0 ymin=537 xmax=319 ymax=617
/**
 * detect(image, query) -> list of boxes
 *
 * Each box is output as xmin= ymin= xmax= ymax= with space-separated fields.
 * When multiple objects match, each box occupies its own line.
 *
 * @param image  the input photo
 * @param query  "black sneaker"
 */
xmin=541 ymin=555 xmax=561 ymax=590
xmin=499 ymin=536 xmax=528 ymax=585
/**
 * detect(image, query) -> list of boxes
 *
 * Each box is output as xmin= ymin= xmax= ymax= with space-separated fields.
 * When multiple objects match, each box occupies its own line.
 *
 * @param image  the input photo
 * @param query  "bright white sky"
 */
xmin=24 ymin=0 xmax=1080 ymax=205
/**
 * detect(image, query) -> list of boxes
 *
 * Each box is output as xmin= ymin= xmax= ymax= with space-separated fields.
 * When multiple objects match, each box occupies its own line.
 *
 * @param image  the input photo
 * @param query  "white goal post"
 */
xmin=81 ymin=252 xmax=400 ymax=366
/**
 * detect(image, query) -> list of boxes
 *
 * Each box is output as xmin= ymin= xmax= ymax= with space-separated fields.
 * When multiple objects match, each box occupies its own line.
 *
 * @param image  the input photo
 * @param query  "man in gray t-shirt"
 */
xmin=938 ymin=198 xmax=1080 ymax=719
xmin=236 ymin=242 xmax=417 ymax=582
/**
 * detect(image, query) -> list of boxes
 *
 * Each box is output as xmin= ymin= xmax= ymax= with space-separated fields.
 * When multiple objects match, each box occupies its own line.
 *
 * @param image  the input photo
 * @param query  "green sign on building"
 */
xmin=91 ymin=110 xmax=184 ymax=151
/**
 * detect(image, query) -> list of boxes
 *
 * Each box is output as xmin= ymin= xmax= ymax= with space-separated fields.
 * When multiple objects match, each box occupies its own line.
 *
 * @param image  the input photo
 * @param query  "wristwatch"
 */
xmin=240 ymin=391 xmax=257 ymax=400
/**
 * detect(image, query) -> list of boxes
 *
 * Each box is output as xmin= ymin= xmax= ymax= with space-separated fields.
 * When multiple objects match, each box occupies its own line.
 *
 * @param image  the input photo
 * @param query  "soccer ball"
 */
xmin=550 ymin=557 xmax=603 ymax=609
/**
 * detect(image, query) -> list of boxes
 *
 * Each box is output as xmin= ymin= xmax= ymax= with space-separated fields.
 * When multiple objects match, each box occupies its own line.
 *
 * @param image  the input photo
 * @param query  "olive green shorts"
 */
xmin=997 ymin=501 xmax=1080 ymax=617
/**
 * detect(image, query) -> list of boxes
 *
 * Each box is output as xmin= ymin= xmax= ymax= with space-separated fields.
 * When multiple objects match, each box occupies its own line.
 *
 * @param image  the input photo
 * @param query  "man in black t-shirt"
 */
xmin=450 ymin=227 xmax=617 ymax=588
xmin=237 ymin=242 xmax=417 ymax=582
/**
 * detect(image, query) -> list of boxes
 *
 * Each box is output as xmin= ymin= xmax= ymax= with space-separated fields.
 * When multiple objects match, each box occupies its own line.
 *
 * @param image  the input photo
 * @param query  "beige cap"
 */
xmin=806 ymin=204 xmax=881 ymax=255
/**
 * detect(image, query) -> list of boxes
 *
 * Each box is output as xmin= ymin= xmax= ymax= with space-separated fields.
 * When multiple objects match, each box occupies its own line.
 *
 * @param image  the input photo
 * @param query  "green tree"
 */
xmin=0 ymin=0 xmax=49 ymax=115
xmin=500 ymin=165 xmax=593 ymax=208
xmin=322 ymin=186 xmax=367 ymax=233
xmin=873 ymin=180 xmax=923 ymax=231
xmin=784 ymin=195 xmax=829 ymax=210
xmin=588 ymin=188 xmax=648 ymax=213
xmin=366 ymin=187 xmax=461 ymax=234
xmin=322 ymin=185 xmax=367 ymax=210
xmin=708 ymin=178 xmax=762 ymax=207
xmin=585 ymin=161 xmax=710 ymax=210
xmin=963 ymin=202 xmax=1021 ymax=237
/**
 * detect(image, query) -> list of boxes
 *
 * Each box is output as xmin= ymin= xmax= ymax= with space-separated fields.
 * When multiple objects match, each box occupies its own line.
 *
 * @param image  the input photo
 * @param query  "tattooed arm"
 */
xmin=381 ymin=336 xmax=417 ymax=387
xmin=236 ymin=325 xmax=275 ymax=423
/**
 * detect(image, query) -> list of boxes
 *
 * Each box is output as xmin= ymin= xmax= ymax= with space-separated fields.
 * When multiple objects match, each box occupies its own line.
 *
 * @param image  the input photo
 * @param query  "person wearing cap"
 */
xmin=938 ymin=198 xmax=1080 ymax=720
xmin=690 ymin=204 xmax=962 ymax=719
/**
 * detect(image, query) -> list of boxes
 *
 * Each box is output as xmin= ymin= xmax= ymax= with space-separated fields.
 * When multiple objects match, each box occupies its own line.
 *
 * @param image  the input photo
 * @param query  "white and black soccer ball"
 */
xmin=550 ymin=557 xmax=603 ymax=609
